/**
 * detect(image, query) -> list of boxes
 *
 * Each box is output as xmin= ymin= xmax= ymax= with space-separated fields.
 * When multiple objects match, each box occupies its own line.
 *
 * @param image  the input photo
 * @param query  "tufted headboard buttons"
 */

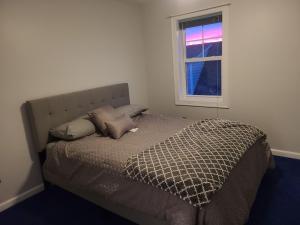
xmin=26 ymin=83 xmax=130 ymax=152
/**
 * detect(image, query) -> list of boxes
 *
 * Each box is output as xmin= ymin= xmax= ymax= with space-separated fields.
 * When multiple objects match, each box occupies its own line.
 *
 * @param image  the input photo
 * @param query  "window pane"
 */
xmin=203 ymin=22 xmax=222 ymax=57
xmin=185 ymin=26 xmax=203 ymax=58
xmin=186 ymin=43 xmax=203 ymax=58
xmin=186 ymin=61 xmax=221 ymax=96
xmin=203 ymin=22 xmax=222 ymax=39
xmin=204 ymin=42 xmax=222 ymax=57
xmin=186 ymin=22 xmax=222 ymax=58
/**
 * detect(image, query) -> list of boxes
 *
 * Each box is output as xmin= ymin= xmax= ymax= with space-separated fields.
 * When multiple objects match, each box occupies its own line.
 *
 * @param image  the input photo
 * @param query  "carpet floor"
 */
xmin=0 ymin=156 xmax=300 ymax=225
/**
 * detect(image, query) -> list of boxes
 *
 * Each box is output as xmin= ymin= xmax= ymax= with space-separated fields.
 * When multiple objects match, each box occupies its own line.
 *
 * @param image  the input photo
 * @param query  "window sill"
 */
xmin=175 ymin=98 xmax=229 ymax=109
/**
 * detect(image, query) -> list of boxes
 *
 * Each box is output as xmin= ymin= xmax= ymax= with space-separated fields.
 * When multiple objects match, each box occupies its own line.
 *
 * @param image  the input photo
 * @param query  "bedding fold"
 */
xmin=124 ymin=119 xmax=266 ymax=208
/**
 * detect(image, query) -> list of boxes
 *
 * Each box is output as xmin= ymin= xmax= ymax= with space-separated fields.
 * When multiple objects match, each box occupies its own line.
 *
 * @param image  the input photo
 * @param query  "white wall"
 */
xmin=142 ymin=0 xmax=300 ymax=152
xmin=0 ymin=0 xmax=148 ymax=205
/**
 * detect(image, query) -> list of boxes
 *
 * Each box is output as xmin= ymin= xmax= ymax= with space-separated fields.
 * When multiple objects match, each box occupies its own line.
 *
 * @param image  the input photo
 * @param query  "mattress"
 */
xmin=43 ymin=113 xmax=271 ymax=225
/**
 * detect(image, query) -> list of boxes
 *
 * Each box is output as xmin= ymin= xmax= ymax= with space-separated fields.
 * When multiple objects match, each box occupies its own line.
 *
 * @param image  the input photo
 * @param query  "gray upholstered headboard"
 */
xmin=26 ymin=83 xmax=130 ymax=152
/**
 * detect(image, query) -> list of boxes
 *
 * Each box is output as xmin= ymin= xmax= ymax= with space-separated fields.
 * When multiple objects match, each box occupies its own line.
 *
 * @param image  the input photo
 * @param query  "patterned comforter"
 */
xmin=125 ymin=119 xmax=266 ymax=208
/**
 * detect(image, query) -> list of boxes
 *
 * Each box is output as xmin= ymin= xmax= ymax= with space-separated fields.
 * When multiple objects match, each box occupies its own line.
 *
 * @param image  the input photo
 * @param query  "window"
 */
xmin=171 ymin=6 xmax=229 ymax=108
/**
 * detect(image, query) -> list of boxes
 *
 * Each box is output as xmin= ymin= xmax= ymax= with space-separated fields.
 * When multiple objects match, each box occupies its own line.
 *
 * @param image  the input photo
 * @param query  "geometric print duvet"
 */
xmin=125 ymin=119 xmax=266 ymax=208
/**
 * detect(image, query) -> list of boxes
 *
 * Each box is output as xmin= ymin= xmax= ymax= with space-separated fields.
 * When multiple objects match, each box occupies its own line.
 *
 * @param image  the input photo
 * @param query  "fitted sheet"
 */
xmin=43 ymin=114 xmax=271 ymax=225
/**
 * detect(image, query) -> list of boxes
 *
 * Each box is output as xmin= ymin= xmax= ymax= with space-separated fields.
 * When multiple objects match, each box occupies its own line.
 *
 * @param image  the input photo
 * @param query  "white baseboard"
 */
xmin=0 ymin=183 xmax=44 ymax=213
xmin=271 ymin=148 xmax=300 ymax=160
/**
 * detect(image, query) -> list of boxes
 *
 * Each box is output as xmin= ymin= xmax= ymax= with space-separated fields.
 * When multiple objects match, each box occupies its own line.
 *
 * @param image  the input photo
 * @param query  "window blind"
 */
xmin=179 ymin=13 xmax=222 ymax=29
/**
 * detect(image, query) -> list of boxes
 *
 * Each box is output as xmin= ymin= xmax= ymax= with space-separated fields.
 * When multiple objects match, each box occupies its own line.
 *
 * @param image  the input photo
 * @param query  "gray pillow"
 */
xmin=88 ymin=105 xmax=121 ymax=136
xmin=116 ymin=104 xmax=148 ymax=117
xmin=105 ymin=114 xmax=136 ymax=139
xmin=50 ymin=118 xmax=96 ymax=140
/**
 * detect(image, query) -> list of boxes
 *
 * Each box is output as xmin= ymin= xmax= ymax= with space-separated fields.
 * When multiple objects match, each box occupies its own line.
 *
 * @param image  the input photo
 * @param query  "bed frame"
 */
xmin=26 ymin=83 xmax=166 ymax=225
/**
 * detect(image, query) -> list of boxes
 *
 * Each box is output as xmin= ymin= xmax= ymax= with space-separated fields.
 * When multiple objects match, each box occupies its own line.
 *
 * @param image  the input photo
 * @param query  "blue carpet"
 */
xmin=0 ymin=156 xmax=300 ymax=225
xmin=246 ymin=156 xmax=300 ymax=225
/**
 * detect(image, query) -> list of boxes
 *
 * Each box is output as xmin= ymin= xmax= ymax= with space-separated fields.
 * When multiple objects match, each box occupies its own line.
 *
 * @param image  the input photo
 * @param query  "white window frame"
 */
xmin=171 ymin=6 xmax=229 ymax=108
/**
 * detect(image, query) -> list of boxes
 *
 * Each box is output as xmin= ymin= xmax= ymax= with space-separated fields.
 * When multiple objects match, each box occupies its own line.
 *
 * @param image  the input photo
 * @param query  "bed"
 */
xmin=26 ymin=83 xmax=272 ymax=225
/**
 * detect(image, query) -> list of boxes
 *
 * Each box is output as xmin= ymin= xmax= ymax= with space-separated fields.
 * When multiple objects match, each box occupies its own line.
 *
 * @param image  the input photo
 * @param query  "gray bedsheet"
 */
xmin=43 ymin=114 xmax=271 ymax=225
